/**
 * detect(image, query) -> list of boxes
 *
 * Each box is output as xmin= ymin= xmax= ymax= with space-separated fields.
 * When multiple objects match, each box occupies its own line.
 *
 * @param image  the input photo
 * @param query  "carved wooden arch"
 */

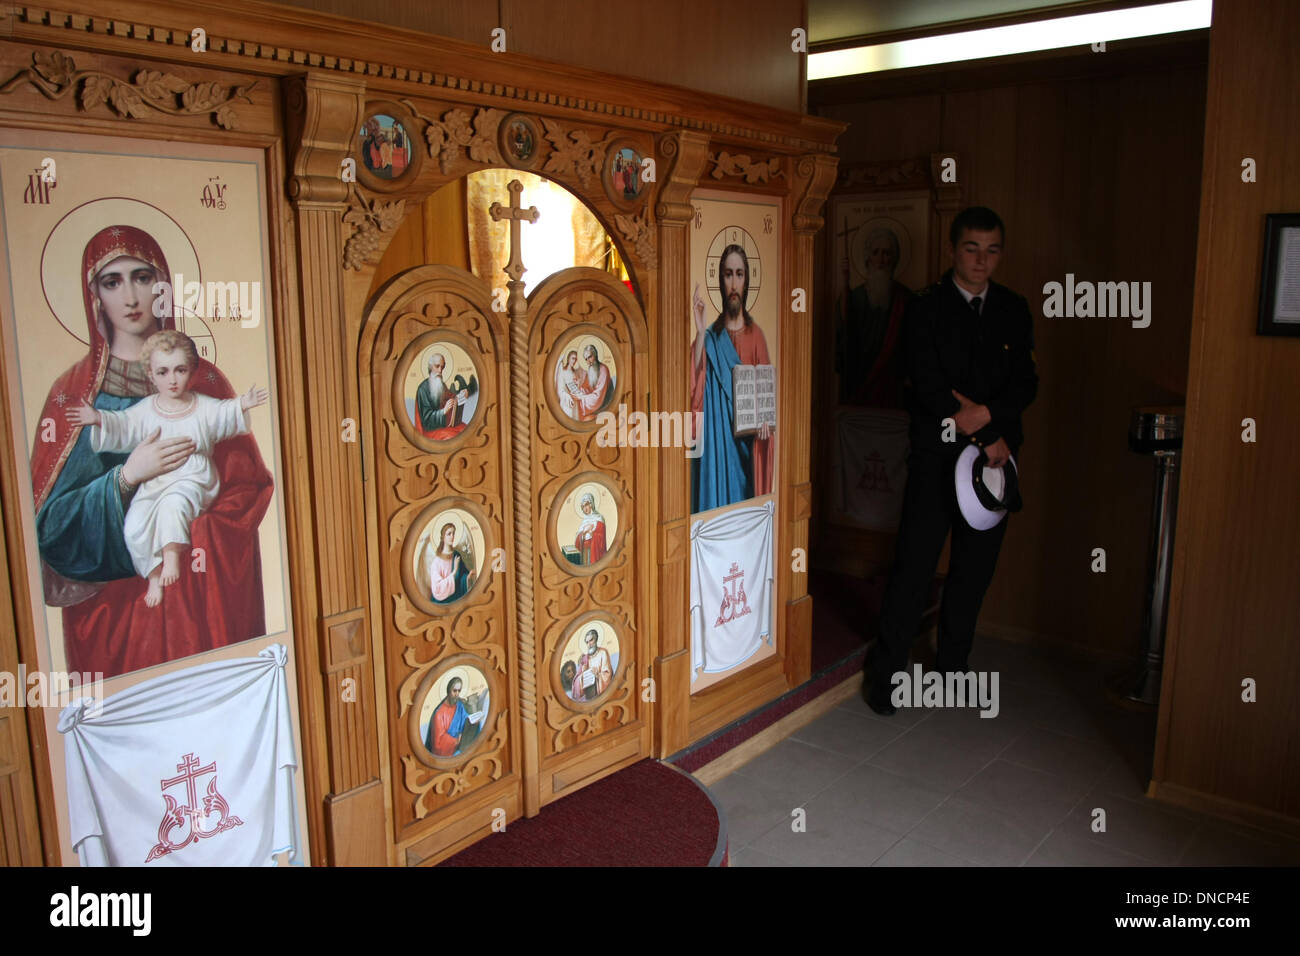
xmin=360 ymin=262 xmax=509 ymax=344
xmin=341 ymin=102 xmax=659 ymax=290
xmin=526 ymin=266 xmax=651 ymax=355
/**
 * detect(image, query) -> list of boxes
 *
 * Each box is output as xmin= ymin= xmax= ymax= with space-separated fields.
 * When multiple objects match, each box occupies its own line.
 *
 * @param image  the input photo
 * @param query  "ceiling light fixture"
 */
xmin=808 ymin=0 xmax=1212 ymax=79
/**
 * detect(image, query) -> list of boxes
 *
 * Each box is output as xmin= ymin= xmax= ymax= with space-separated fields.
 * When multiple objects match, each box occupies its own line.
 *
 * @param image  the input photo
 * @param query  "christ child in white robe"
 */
xmin=66 ymin=329 xmax=268 ymax=607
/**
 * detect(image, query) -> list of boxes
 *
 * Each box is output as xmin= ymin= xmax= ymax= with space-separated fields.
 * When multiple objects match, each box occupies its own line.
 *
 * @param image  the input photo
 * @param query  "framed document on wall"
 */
xmin=1257 ymin=213 xmax=1300 ymax=336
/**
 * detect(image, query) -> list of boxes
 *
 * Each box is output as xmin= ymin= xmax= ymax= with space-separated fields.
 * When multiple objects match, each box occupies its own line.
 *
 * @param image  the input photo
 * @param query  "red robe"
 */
xmin=576 ymin=517 xmax=606 ymax=564
xmin=847 ymin=282 xmax=909 ymax=408
xmin=430 ymin=699 xmax=462 ymax=756
xmin=30 ymin=225 xmax=272 ymax=679
xmin=576 ymin=363 xmax=612 ymax=421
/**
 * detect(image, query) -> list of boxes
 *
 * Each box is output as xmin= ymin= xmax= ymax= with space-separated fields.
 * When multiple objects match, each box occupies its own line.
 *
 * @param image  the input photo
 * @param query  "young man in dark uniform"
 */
xmin=864 ymin=206 xmax=1038 ymax=715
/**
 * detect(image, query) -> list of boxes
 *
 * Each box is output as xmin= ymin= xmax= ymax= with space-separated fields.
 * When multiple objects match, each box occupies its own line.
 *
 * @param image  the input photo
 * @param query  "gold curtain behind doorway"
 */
xmin=467 ymin=169 xmax=621 ymax=291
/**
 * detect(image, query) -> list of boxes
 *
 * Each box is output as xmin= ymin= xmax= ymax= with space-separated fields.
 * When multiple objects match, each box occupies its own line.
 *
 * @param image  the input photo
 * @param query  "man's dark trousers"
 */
xmin=869 ymin=447 xmax=1008 ymax=699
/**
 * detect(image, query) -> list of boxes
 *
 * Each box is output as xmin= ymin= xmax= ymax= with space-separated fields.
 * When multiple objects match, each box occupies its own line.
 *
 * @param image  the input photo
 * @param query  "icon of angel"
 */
xmin=420 ymin=518 xmax=477 ymax=605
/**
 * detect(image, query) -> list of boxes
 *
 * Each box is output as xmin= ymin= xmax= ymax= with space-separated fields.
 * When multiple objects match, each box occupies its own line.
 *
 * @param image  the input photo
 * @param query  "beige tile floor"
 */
xmin=712 ymin=636 xmax=1300 ymax=867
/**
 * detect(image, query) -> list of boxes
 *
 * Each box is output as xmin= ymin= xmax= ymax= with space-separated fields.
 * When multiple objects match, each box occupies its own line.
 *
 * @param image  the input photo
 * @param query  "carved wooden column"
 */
xmin=651 ymin=131 xmax=709 ymax=757
xmin=284 ymin=72 xmax=384 ymax=865
xmin=783 ymin=153 xmax=839 ymax=688
xmin=0 ymin=524 xmax=42 ymax=865
xmin=490 ymin=181 xmax=542 ymax=816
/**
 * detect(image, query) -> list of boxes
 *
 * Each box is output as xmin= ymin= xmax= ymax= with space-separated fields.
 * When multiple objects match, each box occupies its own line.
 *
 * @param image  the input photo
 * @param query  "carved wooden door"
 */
xmin=360 ymin=264 xmax=653 ymax=863
xmin=360 ymin=265 xmax=522 ymax=865
xmin=523 ymin=268 xmax=653 ymax=807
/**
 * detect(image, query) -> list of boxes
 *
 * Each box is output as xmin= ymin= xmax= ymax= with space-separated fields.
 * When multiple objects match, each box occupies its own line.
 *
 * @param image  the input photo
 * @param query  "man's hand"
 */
xmin=952 ymin=390 xmax=992 ymax=435
xmin=984 ymin=437 xmax=1011 ymax=468
xmin=692 ymin=282 xmax=708 ymax=336
xmin=121 ymin=428 xmax=195 ymax=486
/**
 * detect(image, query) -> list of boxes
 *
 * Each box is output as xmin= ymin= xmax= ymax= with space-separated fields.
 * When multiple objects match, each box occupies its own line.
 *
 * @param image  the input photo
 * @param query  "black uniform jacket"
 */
xmin=903 ymin=270 xmax=1038 ymax=456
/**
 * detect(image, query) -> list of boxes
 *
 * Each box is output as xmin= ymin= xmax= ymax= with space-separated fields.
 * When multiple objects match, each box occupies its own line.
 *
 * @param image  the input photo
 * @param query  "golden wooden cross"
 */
xmin=489 ymin=179 xmax=540 ymax=286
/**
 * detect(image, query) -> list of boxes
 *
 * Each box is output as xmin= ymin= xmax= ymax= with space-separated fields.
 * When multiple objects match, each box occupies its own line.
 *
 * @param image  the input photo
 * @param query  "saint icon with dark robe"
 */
xmin=837 ymin=226 xmax=913 ymax=408
xmin=415 ymin=349 xmax=477 ymax=441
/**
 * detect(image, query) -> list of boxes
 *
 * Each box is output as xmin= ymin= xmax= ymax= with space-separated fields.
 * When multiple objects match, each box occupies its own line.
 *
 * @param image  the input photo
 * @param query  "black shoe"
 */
xmin=863 ymin=682 xmax=897 ymax=716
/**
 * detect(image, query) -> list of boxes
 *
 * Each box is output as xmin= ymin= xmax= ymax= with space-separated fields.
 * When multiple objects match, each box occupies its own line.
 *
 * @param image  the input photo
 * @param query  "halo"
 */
xmin=705 ymin=225 xmax=762 ymax=315
xmin=40 ymin=198 xmax=200 ymax=346
xmin=848 ymin=216 xmax=911 ymax=286
xmin=573 ymin=483 xmax=603 ymax=518
xmin=410 ymin=506 xmax=486 ymax=582
xmin=422 ymin=346 xmax=449 ymax=373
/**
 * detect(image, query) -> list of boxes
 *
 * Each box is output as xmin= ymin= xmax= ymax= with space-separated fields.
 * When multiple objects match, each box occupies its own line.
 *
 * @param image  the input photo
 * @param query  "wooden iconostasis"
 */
xmin=0 ymin=0 xmax=839 ymax=866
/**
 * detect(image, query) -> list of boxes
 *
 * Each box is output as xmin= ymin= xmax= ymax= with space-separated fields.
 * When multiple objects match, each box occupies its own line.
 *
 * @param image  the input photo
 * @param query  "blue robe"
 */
xmin=431 ymin=550 xmax=472 ymax=604
xmin=37 ymin=392 xmax=143 ymax=583
xmin=692 ymin=327 xmax=754 ymax=513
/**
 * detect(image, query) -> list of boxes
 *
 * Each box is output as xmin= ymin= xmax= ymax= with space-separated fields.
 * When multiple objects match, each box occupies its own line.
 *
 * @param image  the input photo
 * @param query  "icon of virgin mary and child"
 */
xmin=31 ymin=223 xmax=273 ymax=680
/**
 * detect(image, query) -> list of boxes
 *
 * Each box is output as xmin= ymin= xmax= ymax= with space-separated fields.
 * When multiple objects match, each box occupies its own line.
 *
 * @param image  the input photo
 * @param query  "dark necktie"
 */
xmin=970 ymin=295 xmax=982 ymax=315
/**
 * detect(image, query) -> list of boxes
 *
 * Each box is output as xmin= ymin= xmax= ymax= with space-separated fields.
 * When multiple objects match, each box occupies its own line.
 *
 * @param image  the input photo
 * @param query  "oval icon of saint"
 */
xmin=411 ymin=506 xmax=485 ymax=607
xmin=418 ymin=663 xmax=491 ymax=759
xmin=553 ymin=332 xmax=617 ymax=425
xmin=401 ymin=341 xmax=480 ymax=441
xmin=557 ymin=619 xmax=620 ymax=706
xmin=359 ymin=114 xmax=412 ymax=180
xmin=554 ymin=479 xmax=619 ymax=570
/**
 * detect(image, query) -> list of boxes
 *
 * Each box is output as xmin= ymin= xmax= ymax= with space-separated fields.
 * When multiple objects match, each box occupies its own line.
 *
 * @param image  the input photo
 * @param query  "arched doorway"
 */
xmin=356 ymin=172 xmax=652 ymax=865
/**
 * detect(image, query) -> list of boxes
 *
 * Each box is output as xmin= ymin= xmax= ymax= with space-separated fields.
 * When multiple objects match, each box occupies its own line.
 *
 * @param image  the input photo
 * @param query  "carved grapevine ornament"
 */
xmin=710 ymin=150 xmax=784 ymax=184
xmin=342 ymin=186 xmax=406 ymax=270
xmin=838 ymin=158 xmax=929 ymax=189
xmin=400 ymin=100 xmax=503 ymax=174
xmin=613 ymin=207 xmax=657 ymax=270
xmin=542 ymin=119 xmax=614 ymax=187
xmin=0 ymin=51 xmax=256 ymax=129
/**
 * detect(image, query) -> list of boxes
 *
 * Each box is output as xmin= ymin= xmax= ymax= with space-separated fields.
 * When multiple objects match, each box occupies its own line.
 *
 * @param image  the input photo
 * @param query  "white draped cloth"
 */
xmin=690 ymin=500 xmax=775 ymax=680
xmin=58 ymin=644 xmax=299 ymax=867
xmin=833 ymin=408 xmax=910 ymax=530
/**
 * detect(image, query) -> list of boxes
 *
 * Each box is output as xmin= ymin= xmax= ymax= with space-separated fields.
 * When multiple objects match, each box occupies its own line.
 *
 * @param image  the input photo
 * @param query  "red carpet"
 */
xmin=439 ymin=759 xmax=726 ymax=866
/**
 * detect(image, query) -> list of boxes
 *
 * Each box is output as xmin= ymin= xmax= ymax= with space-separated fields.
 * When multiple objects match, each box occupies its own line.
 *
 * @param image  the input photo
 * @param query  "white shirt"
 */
xmin=952 ymin=277 xmax=988 ymax=314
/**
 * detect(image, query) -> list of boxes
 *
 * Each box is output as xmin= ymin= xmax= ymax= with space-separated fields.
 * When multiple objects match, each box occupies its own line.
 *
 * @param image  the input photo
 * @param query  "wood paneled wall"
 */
xmin=270 ymin=0 xmax=805 ymax=111
xmin=1150 ymin=0 xmax=1300 ymax=829
xmin=811 ymin=37 xmax=1208 ymax=658
xmin=0 ymin=0 xmax=840 ymax=866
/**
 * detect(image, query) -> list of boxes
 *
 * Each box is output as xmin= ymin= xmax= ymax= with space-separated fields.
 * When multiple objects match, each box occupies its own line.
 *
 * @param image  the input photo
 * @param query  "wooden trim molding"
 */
xmin=0 ymin=47 xmax=259 ymax=127
xmin=650 ymin=130 xmax=709 ymax=757
xmin=7 ymin=1 xmax=842 ymax=153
